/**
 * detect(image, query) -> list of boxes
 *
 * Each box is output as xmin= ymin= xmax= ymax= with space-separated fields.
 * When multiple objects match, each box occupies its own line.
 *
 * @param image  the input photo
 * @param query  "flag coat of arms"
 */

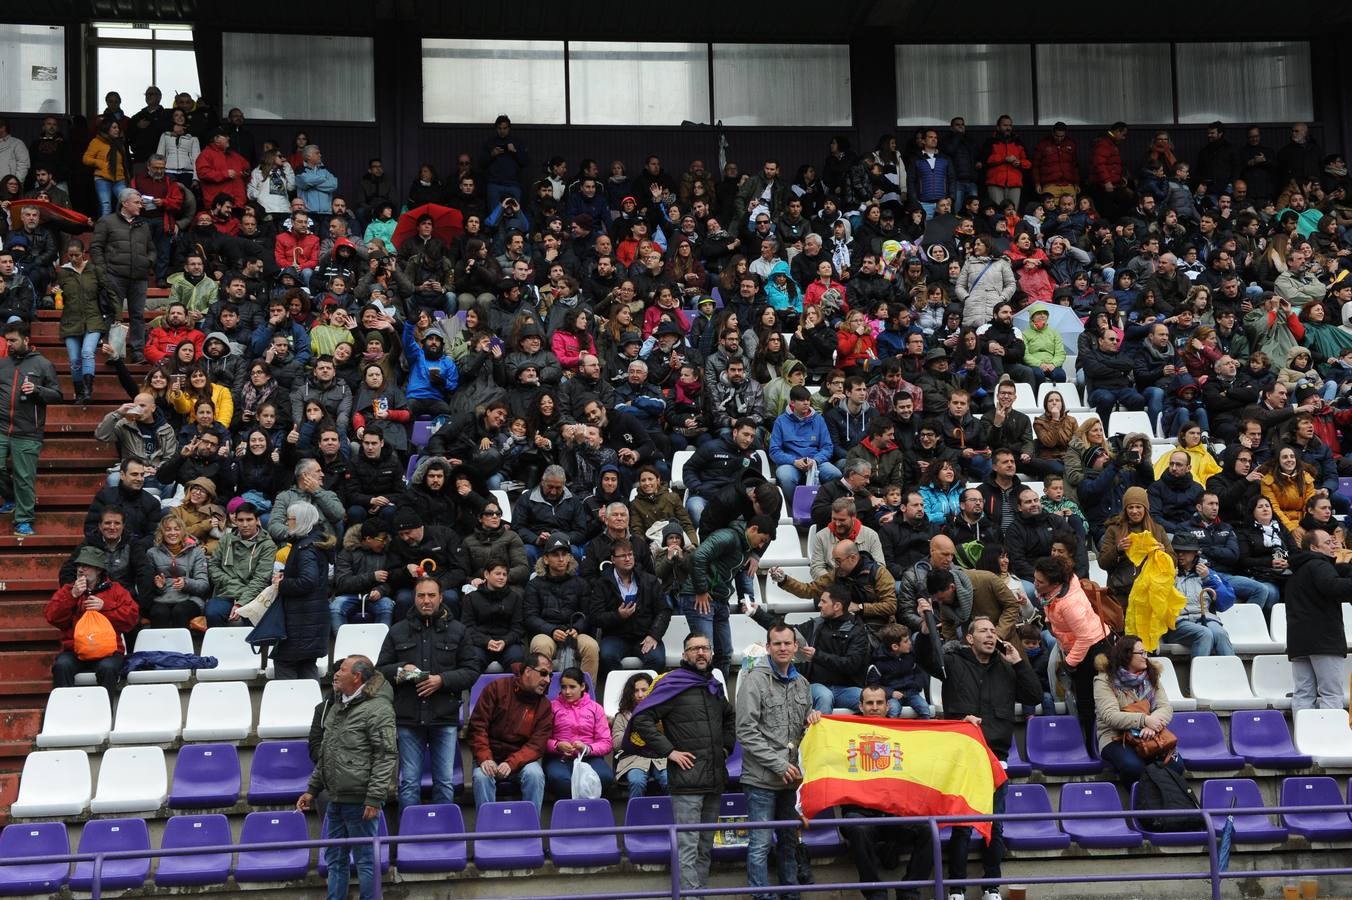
xmin=797 ymin=715 xmax=1007 ymax=841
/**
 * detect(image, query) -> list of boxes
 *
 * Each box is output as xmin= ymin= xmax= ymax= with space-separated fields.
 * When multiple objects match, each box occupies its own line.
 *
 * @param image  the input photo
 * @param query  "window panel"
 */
xmin=0 ymin=25 xmax=65 ymax=115
xmin=223 ymin=34 xmax=374 ymax=122
xmin=1176 ymin=42 xmax=1312 ymax=123
xmin=1035 ymin=43 xmax=1172 ymax=125
xmin=422 ymin=39 xmax=565 ymax=124
xmin=712 ymin=43 xmax=850 ymax=127
xmin=154 ymin=49 xmax=199 ymax=101
xmin=895 ymin=44 xmax=1033 ymax=127
xmin=97 ymin=47 xmax=151 ymax=114
xmin=569 ymin=42 xmax=708 ymax=126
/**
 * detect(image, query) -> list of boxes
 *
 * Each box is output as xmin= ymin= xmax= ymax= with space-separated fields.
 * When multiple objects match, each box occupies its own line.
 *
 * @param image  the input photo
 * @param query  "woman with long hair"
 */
xmin=55 ymin=238 xmax=110 ymax=404
xmin=1094 ymin=633 xmax=1185 ymax=787
xmin=1260 ymin=444 xmax=1318 ymax=531
xmin=918 ymin=458 xmax=964 ymax=524
xmin=247 ymin=147 xmax=295 ymax=220
xmin=750 ymin=326 xmax=792 ymax=384
xmin=144 ymin=515 xmax=210 ymax=628
xmin=792 ymin=304 xmax=838 ymax=378
xmin=610 ymin=672 xmax=668 ymax=799
xmin=1034 ymin=390 xmax=1078 ymax=465
xmin=1034 ymin=555 xmax=1113 ymax=752
xmin=156 ymin=108 xmax=200 ymax=190
xmin=453 ymin=237 xmax=502 ymax=312
xmin=82 ymin=120 xmax=131 ymax=216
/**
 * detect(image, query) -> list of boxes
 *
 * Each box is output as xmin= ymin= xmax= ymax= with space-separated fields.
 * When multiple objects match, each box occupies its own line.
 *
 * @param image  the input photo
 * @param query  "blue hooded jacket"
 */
xmin=402 ymin=320 xmax=460 ymax=401
xmin=763 ymin=259 xmax=802 ymax=314
xmin=769 ymin=407 xmax=834 ymax=468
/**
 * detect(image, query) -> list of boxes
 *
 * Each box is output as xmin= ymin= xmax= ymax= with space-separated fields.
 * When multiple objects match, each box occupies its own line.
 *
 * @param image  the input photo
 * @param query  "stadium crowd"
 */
xmin=4 ymin=88 xmax=1352 ymax=900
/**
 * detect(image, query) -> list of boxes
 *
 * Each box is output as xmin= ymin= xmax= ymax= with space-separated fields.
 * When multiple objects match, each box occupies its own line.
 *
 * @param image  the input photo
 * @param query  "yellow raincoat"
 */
xmin=1124 ymin=530 xmax=1187 ymax=651
xmin=1152 ymin=441 xmax=1221 ymax=485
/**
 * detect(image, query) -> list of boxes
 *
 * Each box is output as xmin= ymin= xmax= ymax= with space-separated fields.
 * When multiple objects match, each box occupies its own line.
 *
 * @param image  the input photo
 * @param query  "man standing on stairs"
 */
xmin=90 ymin=187 xmax=153 ymax=363
xmin=0 ymin=321 xmax=60 ymax=536
xmin=46 ymin=546 xmax=140 ymax=690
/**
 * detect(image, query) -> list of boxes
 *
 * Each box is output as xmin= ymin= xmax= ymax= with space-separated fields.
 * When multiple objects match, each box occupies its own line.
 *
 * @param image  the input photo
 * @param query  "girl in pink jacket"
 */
xmin=544 ymin=667 xmax=614 ymax=798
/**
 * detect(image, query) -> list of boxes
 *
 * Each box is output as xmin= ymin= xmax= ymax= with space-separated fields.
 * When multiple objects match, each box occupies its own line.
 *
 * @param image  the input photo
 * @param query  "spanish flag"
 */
xmin=797 ymin=716 xmax=1007 ymax=842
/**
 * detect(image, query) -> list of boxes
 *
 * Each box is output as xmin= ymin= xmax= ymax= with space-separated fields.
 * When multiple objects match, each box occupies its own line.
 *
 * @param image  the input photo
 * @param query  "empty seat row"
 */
xmin=1006 ymin=775 xmax=1352 ymax=852
xmin=35 ymin=679 xmax=320 ymax=750
xmin=11 ymin=741 xmax=314 ymax=819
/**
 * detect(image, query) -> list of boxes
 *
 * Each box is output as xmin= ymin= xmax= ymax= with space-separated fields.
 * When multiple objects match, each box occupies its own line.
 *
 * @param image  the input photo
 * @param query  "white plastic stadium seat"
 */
xmin=1105 ymin=410 xmax=1157 ymax=440
xmin=1152 ymin=657 xmax=1196 ymax=711
xmin=196 ymin=627 xmax=264 ymax=681
xmin=90 ymin=746 xmax=168 ymax=814
xmin=759 ymin=527 xmax=807 ymax=567
xmin=1249 ymin=655 xmax=1294 ymax=710
xmin=1294 ymin=709 xmax=1352 ymax=767
xmin=35 ymin=687 xmax=111 ymax=748
xmin=1188 ymin=656 xmax=1260 ymax=710
xmin=669 ymin=449 xmax=695 ymax=492
xmin=760 ymin=567 xmax=815 ymax=613
xmin=109 ymin=683 xmax=184 ymax=744
xmin=125 ymin=628 xmax=195 ymax=683
xmin=662 ymin=621 xmax=692 ymax=668
xmin=1214 ymin=604 xmax=1282 ymax=654
xmin=10 ymin=750 xmax=91 ymax=817
xmin=1269 ymin=605 xmax=1287 ymax=645
xmin=333 ymin=623 xmax=390 ymax=666
xmin=181 ymin=681 xmax=253 ymax=741
xmin=1013 ymin=382 xmax=1038 ymax=413
xmin=490 ymin=489 xmax=512 ymax=523
xmin=257 ymin=679 xmax=323 ymax=739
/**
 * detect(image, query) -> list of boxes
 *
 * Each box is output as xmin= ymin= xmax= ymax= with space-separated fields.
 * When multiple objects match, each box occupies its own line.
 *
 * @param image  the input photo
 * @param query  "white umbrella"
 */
xmin=1014 ymin=303 xmax=1083 ymax=355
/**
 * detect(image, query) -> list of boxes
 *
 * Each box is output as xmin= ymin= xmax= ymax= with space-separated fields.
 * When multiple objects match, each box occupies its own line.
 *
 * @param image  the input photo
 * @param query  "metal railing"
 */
xmin=8 ymin=802 xmax=1352 ymax=900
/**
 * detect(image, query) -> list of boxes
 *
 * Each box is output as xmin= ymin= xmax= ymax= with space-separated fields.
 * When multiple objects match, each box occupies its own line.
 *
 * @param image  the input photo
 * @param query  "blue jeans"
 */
xmin=954 ymin=181 xmax=979 ymax=210
xmin=65 ymin=333 xmax=102 ymax=380
xmin=1228 ymin=575 xmax=1278 ymax=612
xmin=1164 ymin=406 xmax=1208 ymax=438
xmin=888 ymin=692 xmax=934 ymax=719
xmin=810 ymin=684 xmax=862 ymax=713
xmin=774 ymin=460 xmax=843 ymax=506
xmin=94 ymin=178 xmax=126 ymax=217
xmin=1164 ymin=618 xmax=1234 ymax=657
xmin=397 ymin=725 xmax=458 ymax=808
xmin=1142 ymin=387 xmax=1166 ymax=435
xmin=324 ymin=801 xmax=378 ymax=900
xmin=331 ymin=594 xmax=395 ymax=632
xmin=472 ymin=759 xmax=545 ymax=811
xmin=599 ymin=635 xmax=666 ymax=672
xmin=624 ymin=765 xmax=668 ymax=800
xmin=679 ymin=592 xmax=732 ymax=675
xmin=204 ymin=597 xmax=243 ymax=628
xmin=543 ymin=755 xmax=614 ymax=799
xmin=686 ymin=494 xmax=708 ymax=526
xmin=1089 ymin=387 xmax=1145 ymax=430
xmin=1100 ymin=738 xmax=1185 ymax=787
xmin=1032 ymin=366 xmax=1067 ymax=386
xmin=746 ymin=785 xmax=808 ymax=900
xmin=486 ymin=181 xmax=522 ymax=208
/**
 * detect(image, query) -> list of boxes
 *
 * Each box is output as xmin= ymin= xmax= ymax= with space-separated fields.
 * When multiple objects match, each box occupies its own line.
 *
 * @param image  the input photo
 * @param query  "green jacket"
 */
xmin=1022 ymin=307 xmax=1067 ymax=368
xmin=681 ymin=526 xmax=749 ymax=603
xmin=307 ymin=671 xmax=397 ymax=807
xmin=207 ymin=528 xmax=277 ymax=603
xmin=164 ymin=271 xmax=219 ymax=315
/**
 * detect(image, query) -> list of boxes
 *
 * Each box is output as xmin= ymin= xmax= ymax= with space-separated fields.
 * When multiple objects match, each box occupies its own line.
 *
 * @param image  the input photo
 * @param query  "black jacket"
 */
xmin=386 ymin=525 xmax=468 ymax=594
xmin=334 ymin=539 xmax=390 ymax=599
xmin=514 ymin=486 xmax=588 ymax=548
xmin=524 ymin=564 xmax=594 ymax=637
xmin=85 ymin=482 xmax=163 ymax=542
xmin=683 ymin=436 xmax=757 ymax=500
xmin=343 ymin=446 xmax=405 ymax=511
xmin=273 ymin=533 xmax=331 ymax=662
xmin=810 ymin=477 xmax=876 ymax=530
xmin=915 ymin=642 xmax=1042 ymax=760
xmin=377 ymin=606 xmax=482 ymax=726
xmin=630 ymin=663 xmax=735 ymax=794
xmin=589 ymin=565 xmax=671 ymax=644
xmin=1004 ymin=510 xmax=1059 ymax=581
xmin=460 ymin=583 xmax=525 ymax=650
xmin=1233 ymin=518 xmax=1297 ymax=581
xmin=0 ymin=348 xmax=61 ymax=440
xmin=796 ymin=613 xmax=871 ymax=688
xmin=879 ymin=517 xmax=936 ymax=579
xmin=1285 ymin=550 xmax=1352 ymax=659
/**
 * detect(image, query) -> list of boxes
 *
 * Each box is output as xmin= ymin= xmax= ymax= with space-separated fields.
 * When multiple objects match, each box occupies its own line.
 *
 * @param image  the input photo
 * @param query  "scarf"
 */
xmin=241 ymin=379 xmax=276 ymax=415
xmin=830 ymin=516 xmax=863 ymax=542
xmin=1256 ymin=520 xmax=1282 ymax=548
xmin=1114 ymin=666 xmax=1155 ymax=705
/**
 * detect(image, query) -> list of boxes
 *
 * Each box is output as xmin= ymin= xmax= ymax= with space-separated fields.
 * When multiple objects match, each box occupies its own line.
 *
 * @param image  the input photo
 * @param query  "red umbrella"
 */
xmin=391 ymin=203 xmax=464 ymax=250
xmin=8 ymin=197 xmax=93 ymax=232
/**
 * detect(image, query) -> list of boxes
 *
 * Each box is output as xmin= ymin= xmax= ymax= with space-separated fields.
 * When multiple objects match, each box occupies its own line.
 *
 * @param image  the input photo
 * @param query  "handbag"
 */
xmin=245 ymin=592 xmax=288 ymax=655
xmin=1119 ymin=698 xmax=1178 ymax=764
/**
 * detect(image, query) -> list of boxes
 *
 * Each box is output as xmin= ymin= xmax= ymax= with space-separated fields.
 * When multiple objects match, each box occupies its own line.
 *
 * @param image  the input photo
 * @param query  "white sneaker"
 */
xmin=983 ymin=891 xmax=1003 ymax=900
xmin=948 ymin=894 xmax=965 ymax=900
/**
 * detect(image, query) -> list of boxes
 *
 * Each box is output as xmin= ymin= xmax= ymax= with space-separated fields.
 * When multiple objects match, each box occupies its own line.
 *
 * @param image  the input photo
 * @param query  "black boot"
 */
xmin=81 ymin=375 xmax=94 ymax=404
xmin=71 ymin=375 xmax=85 ymax=404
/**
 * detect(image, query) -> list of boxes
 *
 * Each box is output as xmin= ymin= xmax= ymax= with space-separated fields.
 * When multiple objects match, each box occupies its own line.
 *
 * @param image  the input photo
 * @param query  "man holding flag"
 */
xmin=628 ymin=632 xmax=736 ymax=895
xmin=915 ymin=603 xmax=1042 ymax=900
xmin=737 ymin=621 xmax=821 ymax=900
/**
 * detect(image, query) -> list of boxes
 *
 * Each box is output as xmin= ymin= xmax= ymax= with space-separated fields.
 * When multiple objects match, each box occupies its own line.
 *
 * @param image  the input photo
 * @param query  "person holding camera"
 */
xmin=915 ymin=602 xmax=1041 ymax=900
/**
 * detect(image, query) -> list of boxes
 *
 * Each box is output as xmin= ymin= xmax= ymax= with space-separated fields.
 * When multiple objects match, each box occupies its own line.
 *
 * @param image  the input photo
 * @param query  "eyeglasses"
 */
xmin=529 ymin=666 xmax=552 ymax=677
xmin=481 ymin=510 xmax=501 ymax=517
xmin=685 ymin=645 xmax=712 ymax=654
xmin=1131 ymin=650 xmax=1149 ymax=657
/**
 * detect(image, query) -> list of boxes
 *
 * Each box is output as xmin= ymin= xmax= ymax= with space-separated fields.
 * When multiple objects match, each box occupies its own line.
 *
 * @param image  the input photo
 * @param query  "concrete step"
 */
xmin=0 ymin=553 xmax=72 ymax=580
xmin=0 ymin=650 xmax=57 ymax=687
xmin=37 ymin=437 xmax=117 ymax=470
xmin=0 ymin=601 xmax=60 ymax=634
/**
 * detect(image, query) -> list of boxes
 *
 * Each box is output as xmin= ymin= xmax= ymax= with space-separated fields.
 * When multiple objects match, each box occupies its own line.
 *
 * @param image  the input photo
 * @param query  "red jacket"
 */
xmin=145 ymin=325 xmax=206 ymax=364
xmin=45 ymin=580 xmax=139 ymax=654
xmin=195 ymin=145 xmax=249 ymax=207
xmin=1090 ymin=136 xmax=1124 ymax=186
xmin=274 ymin=230 xmax=321 ymax=271
xmin=1033 ymin=137 xmax=1080 ymax=187
xmin=984 ymin=137 xmax=1031 ymax=189
xmin=466 ymin=672 xmax=555 ymax=772
xmin=130 ymin=172 xmax=184 ymax=233
xmin=836 ymin=324 xmax=877 ymax=369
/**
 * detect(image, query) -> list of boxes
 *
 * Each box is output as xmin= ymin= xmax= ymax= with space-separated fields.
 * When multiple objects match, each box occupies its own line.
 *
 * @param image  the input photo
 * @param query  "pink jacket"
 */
xmin=1044 ymin=575 xmax=1109 ymax=667
xmin=550 ymin=329 xmax=596 ymax=372
xmin=548 ymin=694 xmax=613 ymax=757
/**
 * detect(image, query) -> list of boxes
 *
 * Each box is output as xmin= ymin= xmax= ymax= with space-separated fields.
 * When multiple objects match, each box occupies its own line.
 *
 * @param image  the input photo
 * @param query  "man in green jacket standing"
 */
xmin=298 ymin=655 xmax=396 ymax=900
xmin=677 ymin=515 xmax=777 ymax=675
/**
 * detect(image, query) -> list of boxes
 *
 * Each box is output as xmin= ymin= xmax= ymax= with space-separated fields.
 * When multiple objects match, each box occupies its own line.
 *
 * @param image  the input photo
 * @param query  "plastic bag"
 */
xmin=571 ymin=754 xmax=602 ymax=800
xmin=107 ymin=321 xmax=129 ymax=360
xmin=74 ymin=608 xmax=118 ymax=661
xmin=805 ymin=463 xmax=820 ymax=487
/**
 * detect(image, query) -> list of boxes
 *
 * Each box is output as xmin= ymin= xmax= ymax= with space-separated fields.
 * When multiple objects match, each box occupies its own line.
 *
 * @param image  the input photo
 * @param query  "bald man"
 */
xmin=769 ymin=538 xmax=897 ymax=631
xmin=1147 ymin=449 xmax=1203 ymax=534
xmin=896 ymin=535 xmax=974 ymax=637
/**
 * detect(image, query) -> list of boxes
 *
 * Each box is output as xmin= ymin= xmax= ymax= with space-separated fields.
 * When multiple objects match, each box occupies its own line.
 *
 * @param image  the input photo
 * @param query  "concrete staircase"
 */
xmin=0 ymin=299 xmax=163 ymax=818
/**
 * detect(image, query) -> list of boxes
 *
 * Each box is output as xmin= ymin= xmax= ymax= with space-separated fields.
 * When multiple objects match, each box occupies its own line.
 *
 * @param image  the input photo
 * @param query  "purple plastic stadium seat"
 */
xmin=235 ymin=811 xmax=311 ymax=882
xmin=155 ymin=814 xmax=233 ymax=887
xmin=791 ymin=486 xmax=818 ymax=526
xmin=727 ymin=742 xmax=743 ymax=784
xmin=0 ymin=822 xmax=69 ymax=895
xmin=1129 ymin=782 xmax=1209 ymax=845
xmin=547 ymin=671 xmax=595 ymax=700
xmin=549 ymin=798 xmax=621 ymax=867
xmin=623 ymin=797 xmax=673 ymax=864
xmin=1200 ymin=779 xmax=1288 ymax=844
xmin=1230 ymin=710 xmax=1312 ymax=769
xmin=1169 ymin=712 xmax=1245 ymax=771
xmin=1003 ymin=784 xmax=1070 ymax=851
xmin=169 ymin=743 xmax=242 ymax=809
xmin=1004 ymin=737 xmax=1032 ymax=778
xmin=711 ymin=793 xmax=749 ymax=862
xmin=473 ymin=801 xmax=545 ymax=870
xmin=248 ymin=740 xmax=314 ymax=805
xmin=316 ymin=811 xmax=391 ymax=875
xmin=70 ymin=818 xmax=151 ymax=892
xmin=1338 ymin=477 xmax=1352 ymax=503
xmin=396 ymin=804 xmax=468 ymax=874
xmin=1281 ymin=777 xmax=1352 ymax=841
xmin=466 ymin=674 xmax=512 ymax=718
xmin=801 ymin=809 xmax=847 ymax=857
xmin=1025 ymin=716 xmax=1104 ymax=775
xmin=1058 ymin=782 xmax=1142 ymax=849
xmin=404 ymin=454 xmax=420 ymax=482
xmin=411 ymin=420 xmax=434 ymax=449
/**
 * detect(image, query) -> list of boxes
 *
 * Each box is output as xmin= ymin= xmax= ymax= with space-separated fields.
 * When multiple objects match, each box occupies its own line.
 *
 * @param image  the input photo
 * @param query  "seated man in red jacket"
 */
xmin=144 ymin=301 xmax=206 ymax=364
xmin=45 ymin=546 xmax=140 ymax=691
xmin=465 ymin=652 xmax=554 ymax=811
